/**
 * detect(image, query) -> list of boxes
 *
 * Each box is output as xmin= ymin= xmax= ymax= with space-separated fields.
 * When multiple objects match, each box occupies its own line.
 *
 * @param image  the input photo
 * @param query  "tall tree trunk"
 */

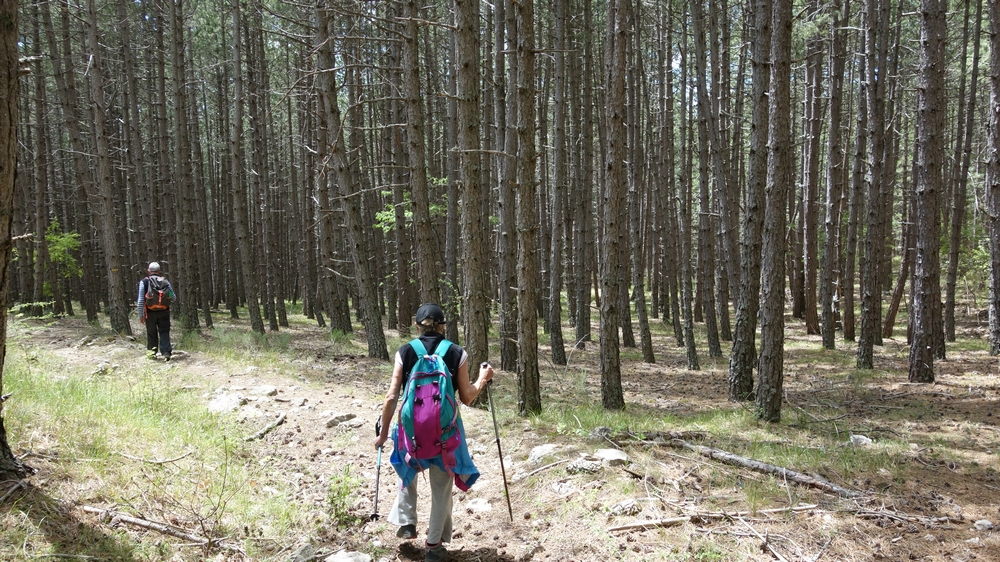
xmin=801 ymin=4 xmax=823 ymax=336
xmin=908 ymin=0 xmax=945 ymax=383
xmin=600 ymin=0 xmax=628 ymax=409
xmin=84 ymin=0 xmax=131 ymax=336
xmin=170 ymin=0 xmax=201 ymax=333
xmin=515 ymin=0 xmax=541 ymax=415
xmin=455 ymin=0 xmax=490 ymax=380
xmin=729 ymin=0 xmax=770 ymax=400
xmin=403 ymin=0 xmax=440 ymax=305
xmin=316 ymin=3 xmax=388 ymax=361
xmin=498 ymin=0 xmax=518 ymax=371
xmin=548 ymin=0 xmax=568 ymax=366
xmin=230 ymin=0 xmax=264 ymax=334
xmin=756 ymin=0 xmax=792 ymax=423
xmin=843 ymin=51 xmax=868 ymax=343
xmin=988 ymin=0 xmax=1000 ymax=355
xmin=678 ymin=18 xmax=699 ymax=371
xmin=821 ymin=0 xmax=848 ymax=350
xmin=945 ymin=0 xmax=982 ymax=342
xmin=1 ymin=0 xmax=33 ymax=480
xmin=858 ymin=0 xmax=891 ymax=369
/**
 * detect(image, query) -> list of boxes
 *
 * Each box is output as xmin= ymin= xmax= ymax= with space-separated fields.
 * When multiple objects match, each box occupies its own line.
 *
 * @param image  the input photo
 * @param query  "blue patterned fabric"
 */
xmin=390 ymin=417 xmax=480 ymax=491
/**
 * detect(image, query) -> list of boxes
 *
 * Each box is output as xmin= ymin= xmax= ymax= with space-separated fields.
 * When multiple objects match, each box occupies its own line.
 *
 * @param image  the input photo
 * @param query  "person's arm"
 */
xmin=374 ymin=360 xmax=405 ymax=448
xmin=457 ymin=359 xmax=494 ymax=406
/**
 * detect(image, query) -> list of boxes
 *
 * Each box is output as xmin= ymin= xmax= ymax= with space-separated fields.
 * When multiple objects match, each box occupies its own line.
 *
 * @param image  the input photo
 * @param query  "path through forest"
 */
xmin=5 ymin=316 xmax=1000 ymax=561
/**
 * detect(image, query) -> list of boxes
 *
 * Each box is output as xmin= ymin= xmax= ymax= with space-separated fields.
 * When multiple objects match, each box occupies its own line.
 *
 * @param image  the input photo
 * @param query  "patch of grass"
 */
xmin=327 ymin=466 xmax=365 ymax=528
xmin=1 ymin=332 xmax=325 ymax=559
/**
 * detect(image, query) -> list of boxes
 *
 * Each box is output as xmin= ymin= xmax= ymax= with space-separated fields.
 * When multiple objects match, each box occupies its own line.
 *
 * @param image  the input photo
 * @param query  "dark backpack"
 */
xmin=144 ymin=276 xmax=173 ymax=311
xmin=396 ymin=339 xmax=460 ymax=474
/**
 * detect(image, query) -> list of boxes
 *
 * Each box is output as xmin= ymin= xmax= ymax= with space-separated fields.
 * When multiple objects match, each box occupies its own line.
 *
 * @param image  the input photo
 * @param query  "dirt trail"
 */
xmin=9 ymin=317 xmax=1000 ymax=561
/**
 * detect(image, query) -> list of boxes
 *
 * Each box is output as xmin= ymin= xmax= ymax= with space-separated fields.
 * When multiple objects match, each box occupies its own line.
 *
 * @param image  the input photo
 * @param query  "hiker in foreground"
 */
xmin=137 ymin=261 xmax=176 ymax=361
xmin=374 ymin=303 xmax=496 ymax=562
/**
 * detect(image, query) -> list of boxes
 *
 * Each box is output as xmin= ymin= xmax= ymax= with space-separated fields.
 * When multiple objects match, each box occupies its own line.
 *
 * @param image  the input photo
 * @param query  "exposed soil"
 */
xmin=4 ymin=314 xmax=1000 ymax=562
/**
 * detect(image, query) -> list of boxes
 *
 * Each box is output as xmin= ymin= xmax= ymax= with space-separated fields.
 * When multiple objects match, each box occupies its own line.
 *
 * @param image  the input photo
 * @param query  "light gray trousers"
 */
xmin=388 ymin=464 xmax=454 ymax=544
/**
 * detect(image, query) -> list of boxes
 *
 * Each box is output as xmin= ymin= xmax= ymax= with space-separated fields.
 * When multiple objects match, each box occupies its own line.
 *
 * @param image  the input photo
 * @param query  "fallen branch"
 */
xmin=516 ymin=459 xmax=568 ymax=481
xmin=608 ymin=504 xmax=818 ymax=532
xmin=0 ymin=480 xmax=26 ymax=503
xmin=245 ymin=412 xmax=287 ymax=441
xmin=739 ymin=516 xmax=790 ymax=562
xmin=668 ymin=439 xmax=861 ymax=498
xmin=81 ymin=505 xmax=243 ymax=553
xmin=118 ymin=451 xmax=193 ymax=465
xmin=856 ymin=509 xmax=962 ymax=527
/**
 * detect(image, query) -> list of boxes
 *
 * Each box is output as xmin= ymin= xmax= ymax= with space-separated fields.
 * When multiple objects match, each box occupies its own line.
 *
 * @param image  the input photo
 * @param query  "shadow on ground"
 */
xmin=398 ymin=541 xmax=520 ymax=561
xmin=1 ymin=481 xmax=142 ymax=561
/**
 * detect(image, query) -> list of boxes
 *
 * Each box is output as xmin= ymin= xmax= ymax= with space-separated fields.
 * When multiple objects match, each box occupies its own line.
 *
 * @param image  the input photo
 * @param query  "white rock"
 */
xmin=250 ymin=385 xmax=278 ymax=396
xmin=325 ymin=551 xmax=372 ymax=562
xmin=610 ymin=499 xmax=641 ymax=516
xmin=849 ymin=434 xmax=873 ymax=446
xmin=207 ymin=394 xmax=247 ymax=413
xmin=973 ymin=519 xmax=994 ymax=531
xmin=594 ymin=449 xmax=629 ymax=466
xmin=325 ymin=412 xmax=358 ymax=428
xmin=528 ymin=444 xmax=560 ymax=465
xmin=466 ymin=498 xmax=493 ymax=513
xmin=342 ymin=418 xmax=366 ymax=429
xmin=289 ymin=544 xmax=316 ymax=562
xmin=551 ymin=481 xmax=579 ymax=497
xmin=566 ymin=459 xmax=602 ymax=474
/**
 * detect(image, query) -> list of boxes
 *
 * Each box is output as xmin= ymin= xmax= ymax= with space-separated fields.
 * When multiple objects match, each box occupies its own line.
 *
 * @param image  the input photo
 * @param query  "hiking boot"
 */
xmin=146 ymin=349 xmax=157 ymax=360
xmin=396 ymin=524 xmax=417 ymax=539
xmin=163 ymin=353 xmax=171 ymax=362
xmin=424 ymin=542 xmax=446 ymax=562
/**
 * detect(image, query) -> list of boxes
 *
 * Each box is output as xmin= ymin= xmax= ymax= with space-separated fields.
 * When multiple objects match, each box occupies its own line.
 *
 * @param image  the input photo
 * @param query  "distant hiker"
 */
xmin=374 ymin=303 xmax=496 ymax=562
xmin=137 ymin=261 xmax=176 ymax=361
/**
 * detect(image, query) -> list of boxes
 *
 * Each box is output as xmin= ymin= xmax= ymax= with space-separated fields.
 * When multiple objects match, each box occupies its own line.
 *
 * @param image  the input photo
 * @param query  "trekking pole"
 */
xmin=484 ymin=363 xmax=514 ymax=522
xmin=371 ymin=419 xmax=383 ymax=521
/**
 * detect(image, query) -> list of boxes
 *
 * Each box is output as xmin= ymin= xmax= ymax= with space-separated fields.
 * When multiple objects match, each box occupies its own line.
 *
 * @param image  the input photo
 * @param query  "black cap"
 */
xmin=415 ymin=303 xmax=446 ymax=325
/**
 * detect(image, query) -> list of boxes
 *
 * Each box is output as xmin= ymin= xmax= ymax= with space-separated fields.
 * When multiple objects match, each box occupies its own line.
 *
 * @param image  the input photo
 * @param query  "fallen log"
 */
xmin=608 ymin=503 xmax=818 ymax=532
xmin=667 ymin=439 xmax=861 ymax=498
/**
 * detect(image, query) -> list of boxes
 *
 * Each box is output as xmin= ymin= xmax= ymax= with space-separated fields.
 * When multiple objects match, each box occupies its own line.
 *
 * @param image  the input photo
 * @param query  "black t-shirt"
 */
xmin=396 ymin=333 xmax=467 ymax=383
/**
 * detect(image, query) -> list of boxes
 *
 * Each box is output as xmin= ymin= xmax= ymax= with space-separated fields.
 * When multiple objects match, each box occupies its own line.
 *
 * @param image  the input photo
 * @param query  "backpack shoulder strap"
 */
xmin=408 ymin=338 xmax=427 ymax=358
xmin=434 ymin=340 xmax=453 ymax=362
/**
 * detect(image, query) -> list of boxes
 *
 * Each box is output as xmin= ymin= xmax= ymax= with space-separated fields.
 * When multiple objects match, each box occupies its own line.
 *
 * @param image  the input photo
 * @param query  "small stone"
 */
xmin=566 ymin=459 xmax=602 ymax=474
xmin=594 ymin=449 xmax=629 ymax=467
xmin=849 ymin=434 xmax=873 ymax=446
xmin=289 ymin=544 xmax=315 ymax=562
xmin=325 ymin=412 xmax=357 ymax=428
xmin=250 ymin=385 xmax=278 ymax=397
xmin=973 ymin=519 xmax=994 ymax=531
xmin=528 ymin=444 xmax=560 ymax=465
xmin=610 ymin=499 xmax=641 ymax=516
xmin=325 ymin=551 xmax=371 ymax=562
xmin=207 ymin=393 xmax=247 ymax=413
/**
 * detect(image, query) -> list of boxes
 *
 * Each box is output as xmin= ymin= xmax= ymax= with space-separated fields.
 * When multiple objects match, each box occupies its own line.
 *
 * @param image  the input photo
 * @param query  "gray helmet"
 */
xmin=147 ymin=262 xmax=161 ymax=273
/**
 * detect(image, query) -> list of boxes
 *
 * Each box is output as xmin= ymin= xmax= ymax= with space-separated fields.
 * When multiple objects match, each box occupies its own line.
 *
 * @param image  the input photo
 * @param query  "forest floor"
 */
xmin=2 ymin=311 xmax=1000 ymax=562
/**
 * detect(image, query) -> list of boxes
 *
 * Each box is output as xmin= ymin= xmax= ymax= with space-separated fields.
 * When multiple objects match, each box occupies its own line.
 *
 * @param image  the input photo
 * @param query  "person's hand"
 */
xmin=479 ymin=362 xmax=495 ymax=384
xmin=374 ymin=434 xmax=388 ymax=449
xmin=139 ymin=317 xmax=145 ymax=325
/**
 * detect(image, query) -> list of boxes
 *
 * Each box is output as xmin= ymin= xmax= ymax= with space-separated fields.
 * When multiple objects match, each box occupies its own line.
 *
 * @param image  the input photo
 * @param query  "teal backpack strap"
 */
xmin=434 ymin=340 xmax=453 ymax=362
xmin=408 ymin=338 xmax=427 ymax=358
